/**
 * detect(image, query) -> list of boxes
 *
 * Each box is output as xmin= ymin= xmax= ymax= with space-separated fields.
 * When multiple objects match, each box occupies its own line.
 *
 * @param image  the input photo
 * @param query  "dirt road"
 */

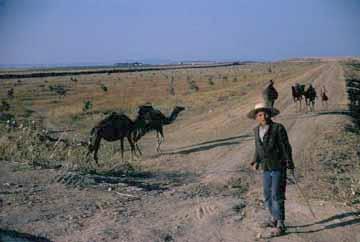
xmin=1 ymin=61 xmax=359 ymax=242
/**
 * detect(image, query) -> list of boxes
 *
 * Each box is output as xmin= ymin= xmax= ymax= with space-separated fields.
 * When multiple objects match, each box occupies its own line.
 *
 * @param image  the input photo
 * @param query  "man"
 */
xmin=247 ymin=103 xmax=295 ymax=236
xmin=262 ymin=80 xmax=278 ymax=108
xmin=305 ymin=84 xmax=317 ymax=112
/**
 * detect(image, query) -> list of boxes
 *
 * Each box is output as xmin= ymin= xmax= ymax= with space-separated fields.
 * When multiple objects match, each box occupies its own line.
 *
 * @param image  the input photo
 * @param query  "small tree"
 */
xmin=169 ymin=76 xmax=175 ymax=96
xmin=100 ymin=84 xmax=108 ymax=92
xmin=0 ymin=100 xmax=10 ymax=112
xmin=7 ymin=88 xmax=14 ymax=98
xmin=208 ymin=77 xmax=215 ymax=86
xmin=83 ymin=100 xmax=93 ymax=113
xmin=49 ymin=85 xmax=67 ymax=97
xmin=189 ymin=80 xmax=199 ymax=92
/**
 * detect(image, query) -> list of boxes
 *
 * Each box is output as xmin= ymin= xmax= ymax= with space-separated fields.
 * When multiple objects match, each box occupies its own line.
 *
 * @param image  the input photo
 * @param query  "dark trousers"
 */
xmin=263 ymin=169 xmax=287 ymax=221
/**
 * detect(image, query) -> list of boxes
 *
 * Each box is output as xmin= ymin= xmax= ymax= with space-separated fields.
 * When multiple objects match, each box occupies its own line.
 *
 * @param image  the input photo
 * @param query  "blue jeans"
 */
xmin=263 ymin=169 xmax=287 ymax=221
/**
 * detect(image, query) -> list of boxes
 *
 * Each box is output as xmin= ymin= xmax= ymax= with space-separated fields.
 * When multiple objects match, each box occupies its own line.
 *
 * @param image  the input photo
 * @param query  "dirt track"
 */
xmin=1 ymin=61 xmax=360 ymax=242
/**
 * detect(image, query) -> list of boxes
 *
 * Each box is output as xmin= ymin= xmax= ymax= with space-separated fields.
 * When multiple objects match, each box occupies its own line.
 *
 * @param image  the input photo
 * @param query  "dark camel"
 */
xmin=291 ymin=83 xmax=305 ymax=111
xmin=135 ymin=105 xmax=185 ymax=152
xmin=87 ymin=112 xmax=144 ymax=164
xmin=304 ymin=84 xmax=317 ymax=112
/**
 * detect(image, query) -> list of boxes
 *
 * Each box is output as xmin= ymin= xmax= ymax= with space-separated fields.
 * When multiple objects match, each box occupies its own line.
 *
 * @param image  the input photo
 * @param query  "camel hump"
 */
xmin=138 ymin=104 xmax=155 ymax=117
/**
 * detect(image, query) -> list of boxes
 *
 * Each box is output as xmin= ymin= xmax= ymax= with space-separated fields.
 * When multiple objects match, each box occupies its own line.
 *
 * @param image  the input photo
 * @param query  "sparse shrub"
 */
xmin=188 ymin=80 xmax=199 ymax=92
xmin=0 ymin=100 xmax=10 ymax=112
xmin=100 ymin=84 xmax=108 ymax=92
xmin=49 ymin=84 xmax=67 ymax=96
xmin=169 ymin=76 xmax=175 ymax=96
xmin=228 ymin=176 xmax=250 ymax=198
xmin=0 ymin=123 xmax=89 ymax=170
xmin=208 ymin=77 xmax=214 ymax=86
xmin=83 ymin=100 xmax=93 ymax=113
xmin=7 ymin=88 xmax=14 ymax=98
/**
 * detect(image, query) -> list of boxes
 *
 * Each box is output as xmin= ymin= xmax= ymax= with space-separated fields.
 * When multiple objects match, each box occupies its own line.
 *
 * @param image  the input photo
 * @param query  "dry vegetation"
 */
xmin=2 ymin=60 xmax=360 ymax=241
xmin=294 ymin=60 xmax=360 ymax=206
xmin=0 ymin=61 xmax=318 ymax=167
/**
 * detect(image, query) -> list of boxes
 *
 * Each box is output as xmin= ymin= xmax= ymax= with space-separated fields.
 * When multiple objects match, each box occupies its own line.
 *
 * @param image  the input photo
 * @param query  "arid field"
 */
xmin=1 ymin=58 xmax=360 ymax=242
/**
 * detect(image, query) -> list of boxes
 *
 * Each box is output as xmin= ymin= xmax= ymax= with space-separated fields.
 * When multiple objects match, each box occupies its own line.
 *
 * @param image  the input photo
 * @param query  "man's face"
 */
xmin=255 ymin=111 xmax=267 ymax=126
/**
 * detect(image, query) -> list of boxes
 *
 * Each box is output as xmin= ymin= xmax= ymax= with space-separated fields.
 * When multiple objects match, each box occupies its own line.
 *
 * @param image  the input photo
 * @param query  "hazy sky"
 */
xmin=1 ymin=0 xmax=360 ymax=65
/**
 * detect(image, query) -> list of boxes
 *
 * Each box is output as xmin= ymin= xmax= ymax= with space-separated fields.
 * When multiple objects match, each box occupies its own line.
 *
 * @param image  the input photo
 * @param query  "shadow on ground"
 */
xmin=163 ymin=134 xmax=252 ymax=155
xmin=54 ymin=167 xmax=197 ymax=192
xmin=286 ymin=211 xmax=360 ymax=234
xmin=0 ymin=229 xmax=53 ymax=242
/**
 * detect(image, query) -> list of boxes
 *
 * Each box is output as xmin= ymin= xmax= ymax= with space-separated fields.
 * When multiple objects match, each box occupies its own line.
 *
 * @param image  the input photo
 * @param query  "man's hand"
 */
xmin=289 ymin=168 xmax=295 ymax=178
xmin=250 ymin=161 xmax=259 ymax=171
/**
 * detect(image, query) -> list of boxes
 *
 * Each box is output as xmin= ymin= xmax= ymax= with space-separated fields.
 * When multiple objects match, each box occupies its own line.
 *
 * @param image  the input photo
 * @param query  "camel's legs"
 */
xmin=313 ymin=101 xmax=316 ymax=111
xmin=156 ymin=129 xmax=164 ymax=153
xmin=93 ymin=136 xmax=101 ymax=165
xmin=120 ymin=138 xmax=124 ymax=163
xmin=127 ymin=135 xmax=137 ymax=161
xmin=156 ymin=132 xmax=160 ymax=152
xmin=135 ymin=143 xmax=142 ymax=156
xmin=296 ymin=99 xmax=302 ymax=112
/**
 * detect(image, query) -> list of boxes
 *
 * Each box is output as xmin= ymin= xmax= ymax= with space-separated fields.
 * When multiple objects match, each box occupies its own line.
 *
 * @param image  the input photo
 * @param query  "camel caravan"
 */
xmin=263 ymin=79 xmax=329 ymax=112
xmin=86 ymin=79 xmax=329 ymax=165
xmin=87 ymin=104 xmax=185 ymax=164
xmin=291 ymin=83 xmax=317 ymax=112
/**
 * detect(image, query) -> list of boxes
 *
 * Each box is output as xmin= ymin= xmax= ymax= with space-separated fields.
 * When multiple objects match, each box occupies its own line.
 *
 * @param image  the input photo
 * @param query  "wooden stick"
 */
xmin=115 ymin=191 xmax=139 ymax=198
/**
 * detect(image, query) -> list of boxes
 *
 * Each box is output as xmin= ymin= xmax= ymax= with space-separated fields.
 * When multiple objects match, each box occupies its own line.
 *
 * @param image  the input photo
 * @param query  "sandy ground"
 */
xmin=1 ymin=61 xmax=360 ymax=242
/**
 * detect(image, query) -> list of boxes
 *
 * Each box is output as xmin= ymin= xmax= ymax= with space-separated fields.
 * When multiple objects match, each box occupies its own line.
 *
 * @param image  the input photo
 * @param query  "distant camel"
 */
xmin=304 ymin=84 xmax=317 ymax=112
xmin=87 ymin=112 xmax=144 ymax=164
xmin=320 ymin=86 xmax=329 ymax=109
xmin=291 ymin=83 xmax=305 ymax=111
xmin=7 ymin=88 xmax=14 ymax=98
xmin=263 ymin=80 xmax=278 ymax=108
xmin=135 ymin=105 xmax=185 ymax=152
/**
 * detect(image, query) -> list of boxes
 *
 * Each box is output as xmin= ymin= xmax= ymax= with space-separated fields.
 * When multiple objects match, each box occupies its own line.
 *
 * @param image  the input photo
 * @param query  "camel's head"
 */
xmin=174 ymin=106 xmax=185 ymax=113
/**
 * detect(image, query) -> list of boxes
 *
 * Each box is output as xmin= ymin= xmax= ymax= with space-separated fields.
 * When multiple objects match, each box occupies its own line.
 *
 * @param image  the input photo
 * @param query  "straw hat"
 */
xmin=247 ymin=102 xmax=280 ymax=119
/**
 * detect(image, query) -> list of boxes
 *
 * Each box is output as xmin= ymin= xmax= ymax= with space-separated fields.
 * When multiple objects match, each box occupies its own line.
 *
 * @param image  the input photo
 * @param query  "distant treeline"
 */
xmin=0 ymin=62 xmax=248 ymax=80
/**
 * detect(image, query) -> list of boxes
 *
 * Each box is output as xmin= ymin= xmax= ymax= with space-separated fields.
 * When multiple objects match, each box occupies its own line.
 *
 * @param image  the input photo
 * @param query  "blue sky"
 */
xmin=1 ymin=0 xmax=360 ymax=65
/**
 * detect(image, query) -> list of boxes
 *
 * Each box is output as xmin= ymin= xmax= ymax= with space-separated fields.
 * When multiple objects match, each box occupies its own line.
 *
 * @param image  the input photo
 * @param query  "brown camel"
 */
xmin=304 ymin=84 xmax=317 ymax=112
xmin=135 ymin=105 xmax=185 ymax=152
xmin=87 ymin=112 xmax=144 ymax=164
xmin=291 ymin=83 xmax=305 ymax=112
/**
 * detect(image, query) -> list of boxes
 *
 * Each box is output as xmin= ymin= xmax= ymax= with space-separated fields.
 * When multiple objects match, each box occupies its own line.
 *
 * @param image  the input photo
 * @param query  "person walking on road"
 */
xmin=262 ymin=80 xmax=279 ymax=108
xmin=248 ymin=103 xmax=295 ymax=236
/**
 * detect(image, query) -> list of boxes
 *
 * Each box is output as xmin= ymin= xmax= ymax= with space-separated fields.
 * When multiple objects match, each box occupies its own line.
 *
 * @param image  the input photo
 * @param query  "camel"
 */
xmin=135 ymin=105 xmax=185 ymax=152
xmin=87 ymin=112 xmax=144 ymax=164
xmin=304 ymin=84 xmax=317 ymax=112
xmin=320 ymin=86 xmax=329 ymax=110
xmin=291 ymin=83 xmax=305 ymax=111
xmin=262 ymin=80 xmax=278 ymax=108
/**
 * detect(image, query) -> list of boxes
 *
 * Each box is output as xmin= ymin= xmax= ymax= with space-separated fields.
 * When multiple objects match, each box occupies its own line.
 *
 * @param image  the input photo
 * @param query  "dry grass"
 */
xmin=0 ymin=61 xmax=321 ymax=169
xmin=298 ymin=61 xmax=360 ymax=206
